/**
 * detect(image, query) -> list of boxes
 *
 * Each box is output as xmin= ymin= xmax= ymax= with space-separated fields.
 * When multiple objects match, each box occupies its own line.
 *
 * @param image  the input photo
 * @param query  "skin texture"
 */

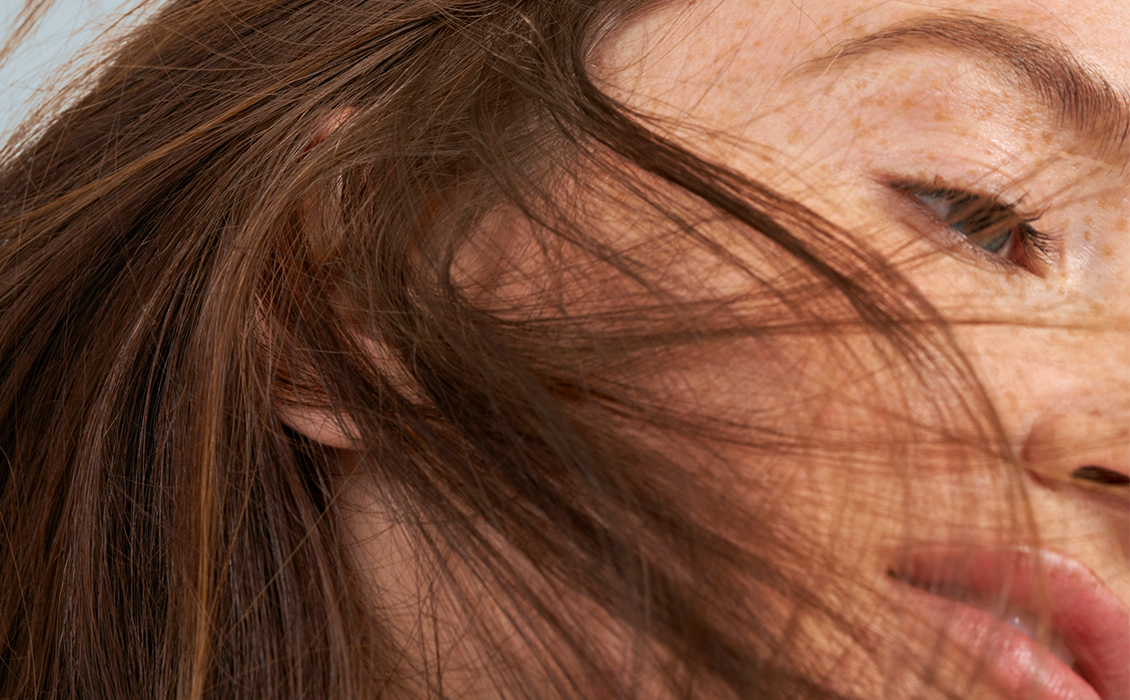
xmin=593 ymin=0 xmax=1128 ymax=697
xmin=603 ymin=0 xmax=1128 ymax=587
xmin=326 ymin=1 xmax=1128 ymax=697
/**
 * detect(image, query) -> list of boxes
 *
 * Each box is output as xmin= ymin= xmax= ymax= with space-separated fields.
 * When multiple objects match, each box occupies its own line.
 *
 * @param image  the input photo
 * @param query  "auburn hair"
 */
xmin=0 ymin=1 xmax=1013 ymax=698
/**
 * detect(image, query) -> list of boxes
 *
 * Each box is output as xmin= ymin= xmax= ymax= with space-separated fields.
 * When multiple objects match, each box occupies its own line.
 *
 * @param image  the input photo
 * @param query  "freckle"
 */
xmin=1042 ymin=131 xmax=1054 ymax=145
xmin=933 ymin=109 xmax=948 ymax=122
xmin=901 ymin=96 xmax=915 ymax=109
xmin=851 ymin=116 xmax=862 ymax=129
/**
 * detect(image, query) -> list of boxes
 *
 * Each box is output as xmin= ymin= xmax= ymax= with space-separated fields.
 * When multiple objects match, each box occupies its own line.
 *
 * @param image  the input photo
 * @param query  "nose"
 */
xmin=1022 ymin=411 xmax=1130 ymax=508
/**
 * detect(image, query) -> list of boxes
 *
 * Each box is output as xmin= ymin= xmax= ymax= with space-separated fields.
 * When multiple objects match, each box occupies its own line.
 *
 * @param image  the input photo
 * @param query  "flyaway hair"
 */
xmin=0 ymin=1 xmax=1031 ymax=699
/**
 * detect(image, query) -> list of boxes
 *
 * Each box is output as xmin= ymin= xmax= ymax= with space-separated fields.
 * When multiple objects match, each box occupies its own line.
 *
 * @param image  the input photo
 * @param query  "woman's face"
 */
xmin=595 ymin=0 xmax=1127 ymax=698
xmin=339 ymin=1 xmax=1126 ymax=697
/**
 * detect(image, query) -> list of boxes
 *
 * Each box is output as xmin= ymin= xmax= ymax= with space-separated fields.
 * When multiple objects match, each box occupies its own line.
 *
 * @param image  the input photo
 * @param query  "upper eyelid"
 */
xmin=888 ymin=177 xmax=1043 ymax=219
xmin=915 ymin=188 xmax=1042 ymax=236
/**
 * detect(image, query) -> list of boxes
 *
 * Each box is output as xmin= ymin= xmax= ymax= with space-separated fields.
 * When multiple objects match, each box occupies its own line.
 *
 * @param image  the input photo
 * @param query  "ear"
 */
xmin=272 ymin=108 xmax=364 ymax=450
xmin=265 ymin=316 xmax=364 ymax=451
xmin=277 ymin=397 xmax=362 ymax=450
xmin=274 ymin=329 xmax=426 ymax=451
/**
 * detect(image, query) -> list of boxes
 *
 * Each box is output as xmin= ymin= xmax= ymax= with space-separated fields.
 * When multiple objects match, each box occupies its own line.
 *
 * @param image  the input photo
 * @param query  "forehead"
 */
xmin=597 ymin=0 xmax=1130 ymax=198
xmin=601 ymin=0 xmax=1129 ymax=110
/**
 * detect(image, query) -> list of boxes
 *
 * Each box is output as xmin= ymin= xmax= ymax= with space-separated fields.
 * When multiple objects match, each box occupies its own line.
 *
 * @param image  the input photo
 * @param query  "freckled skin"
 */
xmin=351 ymin=3 xmax=1128 ymax=697
xmin=600 ymin=0 xmax=1128 ymax=697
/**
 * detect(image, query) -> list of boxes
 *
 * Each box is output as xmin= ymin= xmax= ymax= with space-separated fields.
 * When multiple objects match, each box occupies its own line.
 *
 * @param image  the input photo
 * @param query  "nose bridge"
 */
xmin=1092 ymin=187 xmax=1130 ymax=306
xmin=1113 ymin=190 xmax=1129 ymax=302
xmin=1016 ymin=189 xmax=1130 ymax=503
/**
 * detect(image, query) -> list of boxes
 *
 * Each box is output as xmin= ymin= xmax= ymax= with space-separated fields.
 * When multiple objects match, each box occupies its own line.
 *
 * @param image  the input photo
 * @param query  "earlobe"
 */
xmin=273 ymin=333 xmax=424 ymax=450
xmin=277 ymin=399 xmax=361 ymax=450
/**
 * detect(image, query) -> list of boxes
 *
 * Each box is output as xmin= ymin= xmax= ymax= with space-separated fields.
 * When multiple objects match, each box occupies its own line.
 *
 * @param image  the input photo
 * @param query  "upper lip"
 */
xmin=889 ymin=547 xmax=1129 ymax=700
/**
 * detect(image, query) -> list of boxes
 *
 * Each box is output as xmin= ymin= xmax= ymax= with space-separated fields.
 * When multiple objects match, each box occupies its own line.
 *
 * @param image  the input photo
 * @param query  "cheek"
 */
xmin=638 ymin=334 xmax=914 ymax=501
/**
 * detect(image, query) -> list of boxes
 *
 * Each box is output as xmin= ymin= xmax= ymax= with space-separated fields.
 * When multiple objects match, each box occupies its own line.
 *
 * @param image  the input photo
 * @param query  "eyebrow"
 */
xmin=794 ymin=13 xmax=1130 ymax=165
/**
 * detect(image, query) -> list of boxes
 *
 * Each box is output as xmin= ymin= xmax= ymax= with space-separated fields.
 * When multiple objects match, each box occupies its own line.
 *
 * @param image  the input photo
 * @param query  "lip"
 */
xmin=887 ymin=548 xmax=1129 ymax=700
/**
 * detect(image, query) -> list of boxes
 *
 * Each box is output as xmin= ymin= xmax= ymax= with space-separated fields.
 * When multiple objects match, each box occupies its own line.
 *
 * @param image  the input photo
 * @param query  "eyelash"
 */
xmin=891 ymin=179 xmax=1056 ymax=275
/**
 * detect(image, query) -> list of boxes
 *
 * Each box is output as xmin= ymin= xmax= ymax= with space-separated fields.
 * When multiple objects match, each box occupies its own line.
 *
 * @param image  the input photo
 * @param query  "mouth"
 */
xmin=886 ymin=548 xmax=1129 ymax=700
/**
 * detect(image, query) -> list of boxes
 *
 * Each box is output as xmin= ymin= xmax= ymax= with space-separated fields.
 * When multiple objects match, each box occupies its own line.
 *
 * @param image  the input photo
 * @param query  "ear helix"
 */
xmin=298 ymin=108 xmax=354 ymax=259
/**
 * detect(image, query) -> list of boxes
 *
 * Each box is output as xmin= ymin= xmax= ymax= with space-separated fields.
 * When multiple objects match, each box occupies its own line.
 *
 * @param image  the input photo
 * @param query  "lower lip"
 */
xmin=891 ymin=549 xmax=1129 ymax=700
xmin=890 ymin=579 xmax=1102 ymax=700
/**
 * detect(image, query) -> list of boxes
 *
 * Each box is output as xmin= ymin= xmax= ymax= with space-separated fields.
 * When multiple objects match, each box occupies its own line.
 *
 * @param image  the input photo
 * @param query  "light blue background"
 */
xmin=1 ymin=0 xmax=135 ymax=131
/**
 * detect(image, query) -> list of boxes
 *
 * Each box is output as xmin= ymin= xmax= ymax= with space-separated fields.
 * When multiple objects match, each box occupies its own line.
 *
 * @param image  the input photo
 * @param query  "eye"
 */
xmin=894 ymin=182 xmax=1055 ymax=275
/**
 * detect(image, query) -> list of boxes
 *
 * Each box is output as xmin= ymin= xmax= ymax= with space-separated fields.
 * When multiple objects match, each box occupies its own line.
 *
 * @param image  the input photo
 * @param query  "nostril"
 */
xmin=1070 ymin=465 xmax=1130 ymax=514
xmin=1022 ymin=410 xmax=1129 ymax=485
xmin=1072 ymin=465 xmax=1130 ymax=486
